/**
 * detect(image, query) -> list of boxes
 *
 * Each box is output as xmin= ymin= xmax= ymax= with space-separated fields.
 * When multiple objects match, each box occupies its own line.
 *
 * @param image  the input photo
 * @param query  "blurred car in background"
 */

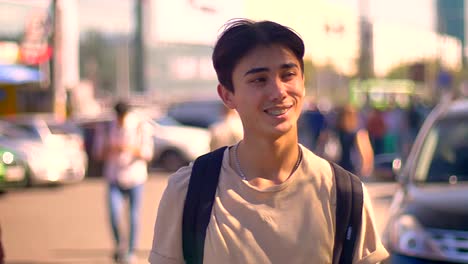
xmin=382 ymin=98 xmax=468 ymax=263
xmin=73 ymin=115 xmax=110 ymax=177
xmin=0 ymin=145 xmax=27 ymax=191
xmin=0 ymin=120 xmax=82 ymax=186
xmin=372 ymin=153 xmax=401 ymax=181
xmin=1 ymin=114 xmax=88 ymax=181
xmin=147 ymin=115 xmax=211 ymax=171
xmin=166 ymin=98 xmax=224 ymax=129
xmin=75 ymin=111 xmax=211 ymax=174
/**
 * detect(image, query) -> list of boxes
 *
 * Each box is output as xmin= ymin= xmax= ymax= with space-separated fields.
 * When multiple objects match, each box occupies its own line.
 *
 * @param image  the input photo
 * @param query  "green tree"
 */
xmin=385 ymin=63 xmax=410 ymax=79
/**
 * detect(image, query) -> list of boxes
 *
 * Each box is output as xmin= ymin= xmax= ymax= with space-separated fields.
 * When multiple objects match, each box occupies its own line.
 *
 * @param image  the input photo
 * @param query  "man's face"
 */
xmin=219 ymin=44 xmax=305 ymax=140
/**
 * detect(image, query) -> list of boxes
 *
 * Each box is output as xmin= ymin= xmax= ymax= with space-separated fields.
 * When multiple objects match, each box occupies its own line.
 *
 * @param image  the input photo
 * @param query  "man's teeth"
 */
xmin=267 ymin=108 xmax=289 ymax=116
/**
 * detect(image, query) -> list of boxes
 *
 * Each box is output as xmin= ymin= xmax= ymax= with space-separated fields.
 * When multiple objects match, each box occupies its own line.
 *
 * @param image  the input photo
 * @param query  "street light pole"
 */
xmin=51 ymin=0 xmax=66 ymax=120
xmin=358 ymin=0 xmax=373 ymax=80
xmin=134 ymin=0 xmax=145 ymax=93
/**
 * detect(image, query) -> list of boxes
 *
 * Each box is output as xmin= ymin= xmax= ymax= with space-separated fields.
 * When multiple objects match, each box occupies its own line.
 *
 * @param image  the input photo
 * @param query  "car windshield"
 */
xmin=167 ymin=100 xmax=223 ymax=128
xmin=414 ymin=114 xmax=468 ymax=183
xmin=0 ymin=122 xmax=37 ymax=140
xmin=155 ymin=116 xmax=183 ymax=126
xmin=48 ymin=122 xmax=83 ymax=136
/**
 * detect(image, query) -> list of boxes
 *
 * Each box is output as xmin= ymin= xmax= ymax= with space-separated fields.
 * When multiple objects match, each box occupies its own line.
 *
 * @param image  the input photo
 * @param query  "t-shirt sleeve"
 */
xmin=352 ymin=184 xmax=390 ymax=264
xmin=148 ymin=165 xmax=193 ymax=264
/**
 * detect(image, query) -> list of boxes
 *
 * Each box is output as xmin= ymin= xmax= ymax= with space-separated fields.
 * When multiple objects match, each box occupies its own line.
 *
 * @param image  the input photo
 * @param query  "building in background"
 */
xmin=146 ymin=0 xmax=244 ymax=101
xmin=0 ymin=0 xmax=88 ymax=118
xmin=74 ymin=0 xmax=467 ymax=106
xmin=0 ymin=0 xmax=53 ymax=116
xmin=3 ymin=0 xmax=465 ymax=116
xmin=436 ymin=0 xmax=466 ymax=66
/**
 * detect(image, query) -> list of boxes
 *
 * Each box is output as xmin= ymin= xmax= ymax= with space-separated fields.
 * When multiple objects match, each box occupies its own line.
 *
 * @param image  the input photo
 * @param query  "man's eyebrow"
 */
xmin=281 ymin=63 xmax=299 ymax=70
xmin=243 ymin=63 xmax=299 ymax=76
xmin=244 ymin=67 xmax=269 ymax=76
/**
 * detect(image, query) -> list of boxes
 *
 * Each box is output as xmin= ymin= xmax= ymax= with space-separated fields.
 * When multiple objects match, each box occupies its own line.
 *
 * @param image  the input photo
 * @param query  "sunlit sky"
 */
xmin=81 ymin=0 xmax=445 ymax=76
xmin=73 ymin=0 xmax=437 ymax=37
xmin=0 ymin=0 xmax=437 ymax=37
xmin=242 ymin=0 xmax=457 ymax=75
xmin=329 ymin=0 xmax=435 ymax=31
xmin=0 ymin=0 xmax=462 ymax=75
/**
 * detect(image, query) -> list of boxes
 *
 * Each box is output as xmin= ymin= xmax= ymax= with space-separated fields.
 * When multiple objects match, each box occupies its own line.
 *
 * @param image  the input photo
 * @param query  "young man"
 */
xmin=149 ymin=19 xmax=388 ymax=263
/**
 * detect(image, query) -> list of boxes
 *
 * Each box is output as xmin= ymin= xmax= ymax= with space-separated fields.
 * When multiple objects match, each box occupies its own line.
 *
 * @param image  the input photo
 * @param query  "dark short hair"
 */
xmin=212 ymin=19 xmax=305 ymax=92
xmin=114 ymin=100 xmax=130 ymax=117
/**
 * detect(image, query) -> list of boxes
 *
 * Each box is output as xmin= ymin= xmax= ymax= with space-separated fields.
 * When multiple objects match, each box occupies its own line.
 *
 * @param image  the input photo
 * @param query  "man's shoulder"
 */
xmin=301 ymin=146 xmax=333 ymax=174
xmin=300 ymin=146 xmax=340 ymax=203
xmin=165 ymin=164 xmax=194 ymax=195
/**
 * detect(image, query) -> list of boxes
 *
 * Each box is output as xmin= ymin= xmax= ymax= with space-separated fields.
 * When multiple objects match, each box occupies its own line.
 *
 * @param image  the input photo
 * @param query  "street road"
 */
xmin=0 ymin=172 xmax=397 ymax=264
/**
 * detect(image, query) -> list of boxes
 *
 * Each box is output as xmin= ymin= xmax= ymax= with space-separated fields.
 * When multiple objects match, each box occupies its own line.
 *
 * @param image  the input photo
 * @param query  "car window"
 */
xmin=167 ymin=100 xmax=223 ymax=128
xmin=14 ymin=124 xmax=41 ymax=139
xmin=48 ymin=122 xmax=83 ymax=136
xmin=0 ymin=123 xmax=37 ymax=140
xmin=414 ymin=115 xmax=468 ymax=183
xmin=155 ymin=116 xmax=182 ymax=126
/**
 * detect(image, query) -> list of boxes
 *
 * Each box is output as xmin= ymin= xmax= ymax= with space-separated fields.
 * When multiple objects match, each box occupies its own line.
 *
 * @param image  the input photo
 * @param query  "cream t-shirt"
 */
xmin=149 ymin=146 xmax=388 ymax=264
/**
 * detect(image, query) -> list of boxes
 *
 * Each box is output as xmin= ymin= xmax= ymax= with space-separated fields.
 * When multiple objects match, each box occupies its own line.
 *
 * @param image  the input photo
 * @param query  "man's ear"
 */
xmin=217 ymin=84 xmax=236 ymax=109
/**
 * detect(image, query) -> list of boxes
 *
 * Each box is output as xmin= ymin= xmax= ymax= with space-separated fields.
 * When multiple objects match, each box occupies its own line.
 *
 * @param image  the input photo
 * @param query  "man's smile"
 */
xmin=263 ymin=104 xmax=294 ymax=116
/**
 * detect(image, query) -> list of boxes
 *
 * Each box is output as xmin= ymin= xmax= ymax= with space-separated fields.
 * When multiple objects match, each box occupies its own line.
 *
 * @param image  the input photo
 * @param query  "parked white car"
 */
xmin=148 ymin=115 xmax=211 ymax=171
xmin=1 ymin=115 xmax=88 ymax=183
xmin=0 ymin=120 xmax=82 ymax=186
xmin=75 ymin=111 xmax=211 ymax=174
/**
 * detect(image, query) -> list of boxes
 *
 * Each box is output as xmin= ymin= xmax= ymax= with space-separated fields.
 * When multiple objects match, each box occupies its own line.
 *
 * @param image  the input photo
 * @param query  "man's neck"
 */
xmin=232 ymin=135 xmax=301 ymax=188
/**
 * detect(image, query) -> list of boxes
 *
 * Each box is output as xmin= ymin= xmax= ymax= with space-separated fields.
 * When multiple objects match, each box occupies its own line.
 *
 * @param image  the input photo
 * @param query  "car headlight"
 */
xmin=2 ymin=151 xmax=15 ymax=165
xmin=387 ymin=214 xmax=444 ymax=260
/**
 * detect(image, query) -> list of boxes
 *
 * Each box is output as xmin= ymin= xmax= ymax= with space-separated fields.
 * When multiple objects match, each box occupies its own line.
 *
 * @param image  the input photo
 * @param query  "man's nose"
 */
xmin=269 ymin=77 xmax=287 ymax=100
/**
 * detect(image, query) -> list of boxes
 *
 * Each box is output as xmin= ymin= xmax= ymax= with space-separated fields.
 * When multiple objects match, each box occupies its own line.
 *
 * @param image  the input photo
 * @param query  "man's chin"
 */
xmin=267 ymin=123 xmax=296 ymax=138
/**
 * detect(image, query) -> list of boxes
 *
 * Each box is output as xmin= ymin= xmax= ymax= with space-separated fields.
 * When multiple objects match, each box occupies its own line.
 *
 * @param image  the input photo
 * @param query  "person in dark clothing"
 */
xmin=336 ymin=105 xmax=374 ymax=176
xmin=407 ymin=102 xmax=422 ymax=139
xmin=299 ymin=100 xmax=327 ymax=150
xmin=366 ymin=107 xmax=387 ymax=155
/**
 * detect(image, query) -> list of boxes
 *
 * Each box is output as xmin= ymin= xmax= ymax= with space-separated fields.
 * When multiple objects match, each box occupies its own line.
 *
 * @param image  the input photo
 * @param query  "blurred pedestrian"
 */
xmin=336 ymin=104 xmax=374 ymax=176
xmin=96 ymin=100 xmax=154 ymax=263
xmin=298 ymin=97 xmax=327 ymax=151
xmin=149 ymin=19 xmax=387 ymax=263
xmin=406 ymin=100 xmax=423 ymax=141
xmin=383 ymin=101 xmax=405 ymax=154
xmin=366 ymin=107 xmax=386 ymax=156
xmin=208 ymin=104 xmax=243 ymax=150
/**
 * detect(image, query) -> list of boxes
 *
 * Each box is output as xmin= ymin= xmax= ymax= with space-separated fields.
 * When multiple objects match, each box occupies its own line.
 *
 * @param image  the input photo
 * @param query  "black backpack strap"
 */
xmin=330 ymin=162 xmax=364 ymax=264
xmin=182 ymin=146 xmax=227 ymax=264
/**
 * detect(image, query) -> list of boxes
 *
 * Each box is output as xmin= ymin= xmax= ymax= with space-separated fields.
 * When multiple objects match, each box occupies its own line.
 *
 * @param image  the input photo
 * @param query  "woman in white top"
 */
xmin=98 ymin=100 xmax=153 ymax=263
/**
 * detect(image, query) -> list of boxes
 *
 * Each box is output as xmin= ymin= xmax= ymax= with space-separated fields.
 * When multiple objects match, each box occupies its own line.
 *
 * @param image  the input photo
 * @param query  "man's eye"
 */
xmin=283 ymin=72 xmax=297 ymax=80
xmin=250 ymin=77 xmax=266 ymax=83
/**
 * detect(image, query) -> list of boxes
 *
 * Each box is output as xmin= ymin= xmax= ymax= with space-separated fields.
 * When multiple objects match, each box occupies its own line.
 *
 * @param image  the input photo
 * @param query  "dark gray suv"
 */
xmin=382 ymin=98 xmax=468 ymax=263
